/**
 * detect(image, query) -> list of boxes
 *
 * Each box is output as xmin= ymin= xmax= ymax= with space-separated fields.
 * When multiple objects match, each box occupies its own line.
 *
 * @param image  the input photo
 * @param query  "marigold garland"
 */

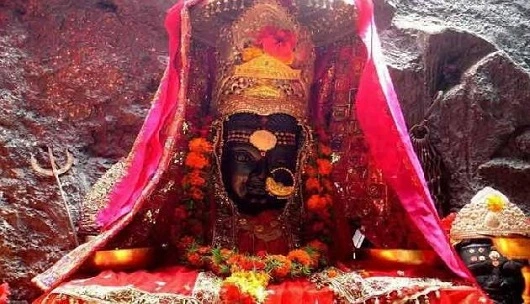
xmin=302 ymin=127 xmax=335 ymax=250
xmin=171 ymin=123 xmax=336 ymax=303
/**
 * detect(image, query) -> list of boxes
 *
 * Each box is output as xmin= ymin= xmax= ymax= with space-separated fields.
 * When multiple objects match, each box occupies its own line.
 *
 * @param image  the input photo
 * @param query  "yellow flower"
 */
xmin=242 ymin=47 xmax=263 ymax=62
xmin=225 ymin=271 xmax=270 ymax=303
xmin=486 ymin=194 xmax=505 ymax=212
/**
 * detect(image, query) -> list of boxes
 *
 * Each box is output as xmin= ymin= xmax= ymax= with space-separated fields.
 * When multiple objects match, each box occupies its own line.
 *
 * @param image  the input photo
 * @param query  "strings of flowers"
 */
xmin=182 ymin=241 xmax=328 ymax=303
xmin=171 ymin=121 xmax=336 ymax=303
xmin=170 ymin=115 xmax=214 ymax=249
xmin=302 ymin=127 xmax=335 ymax=251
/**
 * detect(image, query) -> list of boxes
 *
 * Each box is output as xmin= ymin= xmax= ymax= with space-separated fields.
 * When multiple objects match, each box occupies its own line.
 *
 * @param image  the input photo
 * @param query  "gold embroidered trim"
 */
xmin=49 ymin=284 xmax=200 ymax=304
xmin=191 ymin=272 xmax=222 ymax=304
xmin=310 ymin=270 xmax=453 ymax=304
xmin=78 ymin=160 xmax=128 ymax=236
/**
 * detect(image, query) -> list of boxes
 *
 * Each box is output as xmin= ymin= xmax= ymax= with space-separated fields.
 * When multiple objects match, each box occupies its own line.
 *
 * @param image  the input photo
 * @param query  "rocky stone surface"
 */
xmin=429 ymin=52 xmax=530 ymax=213
xmin=0 ymin=0 xmax=529 ymax=301
xmin=0 ymin=0 xmax=171 ymax=299
xmin=391 ymin=0 xmax=530 ymax=72
xmin=380 ymin=0 xmax=530 ymax=214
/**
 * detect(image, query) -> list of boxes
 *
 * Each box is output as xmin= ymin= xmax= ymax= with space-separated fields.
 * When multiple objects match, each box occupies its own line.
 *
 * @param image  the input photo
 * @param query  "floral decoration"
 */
xmin=170 ymin=117 xmax=214 ymax=249
xmin=241 ymin=26 xmax=297 ymax=65
xmin=485 ymin=194 xmax=505 ymax=213
xmin=302 ymin=127 xmax=335 ymax=247
xmin=171 ymin=120 xmax=335 ymax=303
xmin=180 ymin=242 xmax=327 ymax=303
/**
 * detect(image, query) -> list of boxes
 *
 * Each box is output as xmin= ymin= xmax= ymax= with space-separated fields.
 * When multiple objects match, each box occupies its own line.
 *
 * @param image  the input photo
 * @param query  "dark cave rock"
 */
xmin=478 ymin=158 xmax=530 ymax=214
xmin=428 ymin=51 xmax=530 ymax=212
xmin=1 ymin=0 xmax=530 ymax=301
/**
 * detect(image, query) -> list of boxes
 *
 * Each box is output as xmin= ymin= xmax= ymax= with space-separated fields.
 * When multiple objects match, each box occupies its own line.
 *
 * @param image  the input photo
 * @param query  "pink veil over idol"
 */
xmin=33 ymin=0 xmax=475 ymax=293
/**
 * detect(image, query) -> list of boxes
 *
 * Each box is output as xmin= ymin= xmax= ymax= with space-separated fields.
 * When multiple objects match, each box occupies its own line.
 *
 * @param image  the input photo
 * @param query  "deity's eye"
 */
xmin=233 ymin=151 xmax=254 ymax=163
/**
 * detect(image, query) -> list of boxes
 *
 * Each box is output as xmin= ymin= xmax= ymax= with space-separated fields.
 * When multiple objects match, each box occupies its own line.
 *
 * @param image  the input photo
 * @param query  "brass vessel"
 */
xmin=88 ymin=247 xmax=155 ymax=272
xmin=359 ymin=249 xmax=441 ymax=267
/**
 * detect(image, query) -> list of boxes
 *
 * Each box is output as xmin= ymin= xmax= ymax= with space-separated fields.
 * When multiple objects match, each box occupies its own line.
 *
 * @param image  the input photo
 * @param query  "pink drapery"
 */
xmin=93 ymin=0 xmax=472 ymax=280
xmin=353 ymin=0 xmax=472 ymax=279
xmin=95 ymin=2 xmax=186 ymax=227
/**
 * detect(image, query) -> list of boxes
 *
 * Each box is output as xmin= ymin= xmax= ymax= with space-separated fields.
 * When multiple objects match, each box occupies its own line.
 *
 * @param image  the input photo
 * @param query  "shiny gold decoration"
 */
xmin=79 ymin=159 xmax=128 ymax=237
xmin=217 ymin=92 xmax=308 ymax=121
xmin=211 ymin=0 xmax=315 ymax=121
xmin=249 ymin=130 xmax=277 ymax=152
xmin=88 ymin=247 xmax=154 ymax=272
xmin=492 ymin=237 xmax=530 ymax=260
xmin=265 ymin=167 xmax=295 ymax=199
xmin=234 ymin=54 xmax=301 ymax=80
xmin=265 ymin=178 xmax=295 ymax=198
xmin=451 ymin=187 xmax=530 ymax=241
xmin=359 ymin=249 xmax=442 ymax=267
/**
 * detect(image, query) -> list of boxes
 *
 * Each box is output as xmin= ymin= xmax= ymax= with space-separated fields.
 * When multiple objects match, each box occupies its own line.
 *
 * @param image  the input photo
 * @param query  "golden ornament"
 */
xmin=249 ymin=130 xmax=277 ymax=152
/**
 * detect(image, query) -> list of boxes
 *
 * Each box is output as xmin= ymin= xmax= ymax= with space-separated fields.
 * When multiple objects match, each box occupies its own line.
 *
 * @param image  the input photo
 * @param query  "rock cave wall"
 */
xmin=0 ymin=0 xmax=528 ymax=300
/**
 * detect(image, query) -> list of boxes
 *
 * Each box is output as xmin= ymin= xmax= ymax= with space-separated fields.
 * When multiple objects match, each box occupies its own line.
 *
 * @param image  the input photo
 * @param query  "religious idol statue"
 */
xmin=451 ymin=187 xmax=530 ymax=304
xmin=33 ymin=0 xmax=489 ymax=303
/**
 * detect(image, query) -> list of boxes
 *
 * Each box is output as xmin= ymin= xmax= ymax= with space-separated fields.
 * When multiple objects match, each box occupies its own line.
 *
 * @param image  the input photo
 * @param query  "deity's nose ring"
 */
xmin=265 ymin=167 xmax=295 ymax=199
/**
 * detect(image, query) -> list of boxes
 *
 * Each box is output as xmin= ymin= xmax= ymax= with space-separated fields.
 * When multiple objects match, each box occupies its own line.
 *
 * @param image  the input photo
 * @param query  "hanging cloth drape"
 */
xmin=353 ymin=0 xmax=471 ymax=280
xmin=33 ymin=0 xmax=474 ymax=292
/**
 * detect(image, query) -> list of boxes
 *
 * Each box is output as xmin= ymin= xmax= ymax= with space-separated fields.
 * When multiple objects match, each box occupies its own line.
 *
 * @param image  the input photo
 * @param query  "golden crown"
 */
xmin=210 ymin=0 xmax=316 ymax=121
xmin=450 ymin=187 xmax=530 ymax=241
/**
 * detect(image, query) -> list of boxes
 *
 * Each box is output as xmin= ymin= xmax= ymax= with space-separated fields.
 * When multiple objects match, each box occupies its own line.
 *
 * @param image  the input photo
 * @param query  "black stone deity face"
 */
xmin=221 ymin=113 xmax=302 ymax=215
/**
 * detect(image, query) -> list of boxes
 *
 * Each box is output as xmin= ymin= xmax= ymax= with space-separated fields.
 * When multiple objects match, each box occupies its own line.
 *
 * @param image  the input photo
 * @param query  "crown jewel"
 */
xmin=212 ymin=0 xmax=315 ymax=121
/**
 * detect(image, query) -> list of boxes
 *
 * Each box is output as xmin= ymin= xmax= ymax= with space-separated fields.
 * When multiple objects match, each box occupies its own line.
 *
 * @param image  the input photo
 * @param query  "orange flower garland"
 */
xmin=188 ymin=137 xmax=213 ymax=153
xmin=305 ymin=177 xmax=322 ymax=192
xmin=183 ymin=242 xmax=325 ymax=281
xmin=170 ymin=117 xmax=214 ymax=251
xmin=172 ymin=123 xmax=336 ymax=304
xmin=184 ymin=151 xmax=209 ymax=169
xmin=287 ymin=249 xmax=312 ymax=267
xmin=302 ymin=128 xmax=335 ymax=251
